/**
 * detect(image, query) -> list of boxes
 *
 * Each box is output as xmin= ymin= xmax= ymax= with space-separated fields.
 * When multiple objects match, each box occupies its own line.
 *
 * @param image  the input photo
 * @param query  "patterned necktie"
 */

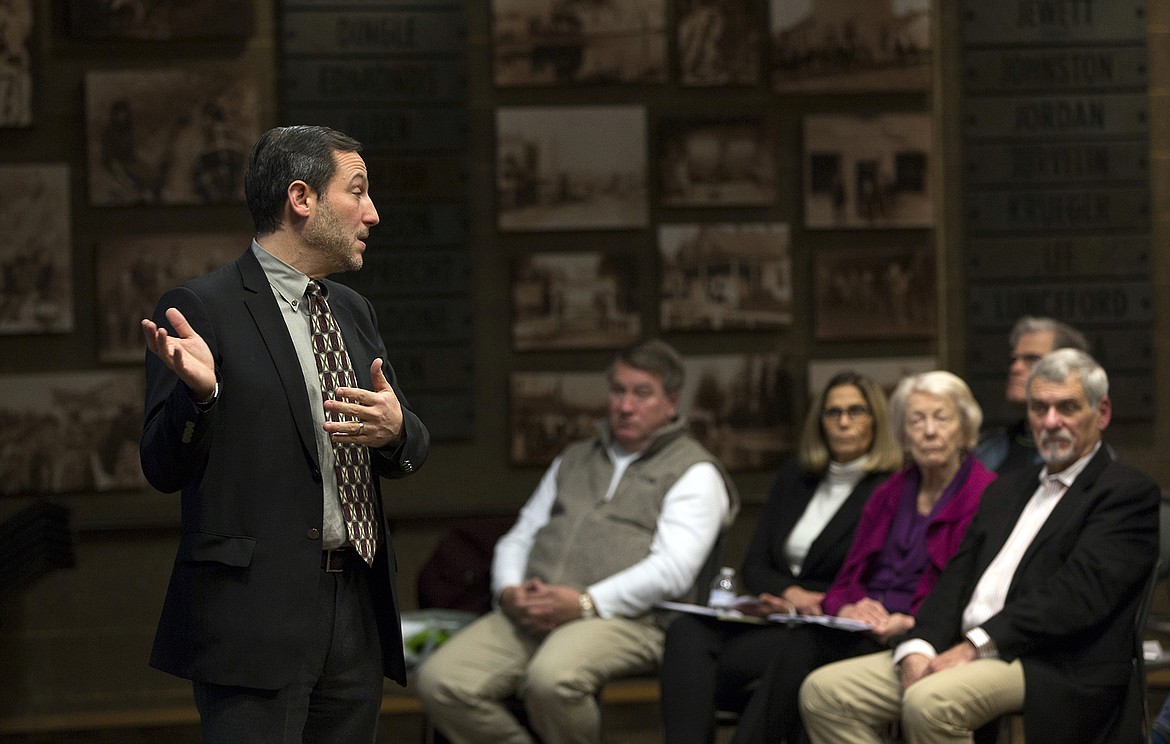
xmin=306 ymin=280 xmax=378 ymax=565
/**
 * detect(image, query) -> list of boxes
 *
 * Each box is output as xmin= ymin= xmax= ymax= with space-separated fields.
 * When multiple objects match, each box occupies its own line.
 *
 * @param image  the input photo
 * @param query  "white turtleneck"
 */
xmin=784 ymin=456 xmax=868 ymax=576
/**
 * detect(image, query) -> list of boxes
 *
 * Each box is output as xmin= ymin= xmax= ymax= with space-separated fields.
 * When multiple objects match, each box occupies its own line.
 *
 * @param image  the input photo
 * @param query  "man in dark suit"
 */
xmin=799 ymin=348 xmax=1159 ymax=744
xmin=140 ymin=125 xmax=429 ymax=743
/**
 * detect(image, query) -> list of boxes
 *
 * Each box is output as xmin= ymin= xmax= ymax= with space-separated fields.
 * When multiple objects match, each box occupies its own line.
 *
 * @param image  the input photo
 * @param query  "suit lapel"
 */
xmin=802 ymin=471 xmax=878 ymax=578
xmin=236 ymin=250 xmax=321 ymax=467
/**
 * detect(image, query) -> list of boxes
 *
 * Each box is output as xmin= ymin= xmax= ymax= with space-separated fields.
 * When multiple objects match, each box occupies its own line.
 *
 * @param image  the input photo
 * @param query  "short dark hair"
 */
xmin=244 ymin=125 xmax=363 ymax=236
xmin=608 ymin=340 xmax=685 ymax=396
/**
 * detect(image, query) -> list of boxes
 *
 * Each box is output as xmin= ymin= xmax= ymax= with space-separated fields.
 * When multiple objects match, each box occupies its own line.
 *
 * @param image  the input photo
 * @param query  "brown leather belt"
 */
xmin=322 ymin=546 xmax=360 ymax=573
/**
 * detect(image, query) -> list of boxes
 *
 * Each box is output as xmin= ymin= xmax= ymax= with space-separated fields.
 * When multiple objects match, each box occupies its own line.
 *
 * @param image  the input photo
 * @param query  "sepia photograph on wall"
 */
xmin=0 ymin=370 xmax=145 ymax=496
xmin=803 ymin=113 xmax=932 ymax=229
xmin=510 ymin=371 xmax=608 ymax=466
xmin=813 ymin=244 xmax=935 ymax=340
xmin=497 ymin=105 xmax=648 ymax=231
xmin=68 ymin=0 xmax=255 ymax=39
xmin=512 ymin=251 xmax=641 ymax=351
xmin=85 ymin=67 xmax=259 ymax=206
xmin=96 ymin=233 xmax=247 ymax=363
xmin=808 ymin=355 xmax=936 ymax=399
xmin=659 ymin=222 xmax=792 ymax=331
xmin=680 ymin=352 xmax=795 ymax=471
xmin=659 ymin=117 xmax=776 ymax=207
xmin=676 ymin=0 xmax=763 ymax=86
xmin=491 ymin=0 xmax=667 ymax=86
xmin=0 ymin=164 xmax=72 ymax=334
xmin=0 ymin=0 xmax=32 ymax=127
xmin=769 ymin=0 xmax=931 ymax=92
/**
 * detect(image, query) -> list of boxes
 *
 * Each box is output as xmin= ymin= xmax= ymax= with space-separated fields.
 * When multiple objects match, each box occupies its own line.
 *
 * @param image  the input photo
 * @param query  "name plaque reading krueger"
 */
xmin=966 ymin=188 xmax=1148 ymax=233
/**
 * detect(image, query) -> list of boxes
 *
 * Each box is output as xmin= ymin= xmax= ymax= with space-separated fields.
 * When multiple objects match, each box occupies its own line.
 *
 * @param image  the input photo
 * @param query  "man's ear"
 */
xmin=287 ymin=180 xmax=312 ymax=218
xmin=1096 ymin=394 xmax=1112 ymax=431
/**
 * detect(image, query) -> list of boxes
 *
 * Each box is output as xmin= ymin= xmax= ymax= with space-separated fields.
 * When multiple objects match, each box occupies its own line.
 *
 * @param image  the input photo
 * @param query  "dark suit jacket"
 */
xmin=141 ymin=248 xmax=429 ymax=689
xmin=740 ymin=457 xmax=891 ymax=596
xmin=910 ymin=446 xmax=1159 ymax=744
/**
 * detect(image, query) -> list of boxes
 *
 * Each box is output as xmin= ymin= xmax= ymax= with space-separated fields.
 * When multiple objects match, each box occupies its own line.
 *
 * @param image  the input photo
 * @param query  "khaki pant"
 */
xmin=800 ymin=650 xmax=1025 ymax=744
xmin=416 ymin=610 xmax=664 ymax=744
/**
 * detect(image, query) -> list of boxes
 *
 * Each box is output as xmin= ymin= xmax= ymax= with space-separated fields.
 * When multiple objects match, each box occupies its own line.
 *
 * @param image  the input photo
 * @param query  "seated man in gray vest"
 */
xmin=417 ymin=339 xmax=738 ymax=744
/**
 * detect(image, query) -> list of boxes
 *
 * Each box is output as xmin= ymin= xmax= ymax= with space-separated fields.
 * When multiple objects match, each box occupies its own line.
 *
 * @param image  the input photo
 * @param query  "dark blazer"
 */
xmin=740 ymin=457 xmax=891 ymax=596
xmin=910 ymin=446 xmax=1159 ymax=744
xmin=141 ymin=248 xmax=429 ymax=690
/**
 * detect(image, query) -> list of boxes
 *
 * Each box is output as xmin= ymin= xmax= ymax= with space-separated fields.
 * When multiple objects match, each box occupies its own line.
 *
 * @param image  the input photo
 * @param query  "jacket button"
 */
xmin=307 ymin=528 xmax=320 ymax=540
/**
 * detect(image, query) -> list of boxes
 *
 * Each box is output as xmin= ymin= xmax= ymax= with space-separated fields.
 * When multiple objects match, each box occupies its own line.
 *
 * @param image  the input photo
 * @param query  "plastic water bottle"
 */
xmin=708 ymin=567 xmax=738 ymax=609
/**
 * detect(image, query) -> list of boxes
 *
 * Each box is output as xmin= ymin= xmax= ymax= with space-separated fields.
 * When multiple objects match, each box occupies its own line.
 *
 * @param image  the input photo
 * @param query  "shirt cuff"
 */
xmin=965 ymin=627 xmax=999 ymax=659
xmin=893 ymin=639 xmax=937 ymax=666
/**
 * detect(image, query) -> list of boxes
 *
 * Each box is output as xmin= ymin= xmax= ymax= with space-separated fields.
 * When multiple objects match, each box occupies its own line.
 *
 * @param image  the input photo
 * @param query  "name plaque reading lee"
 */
xmin=963 ymin=93 xmax=1147 ymax=138
xmin=966 ymin=188 xmax=1148 ymax=233
xmin=961 ymin=0 xmax=1146 ymax=46
xmin=966 ymin=235 xmax=1149 ymax=279
xmin=283 ymin=59 xmax=467 ymax=103
xmin=284 ymin=10 xmax=466 ymax=55
xmin=968 ymin=281 xmax=1152 ymax=328
xmin=963 ymin=46 xmax=1147 ymax=92
xmin=964 ymin=140 xmax=1147 ymax=185
xmin=282 ymin=107 xmax=467 ymax=152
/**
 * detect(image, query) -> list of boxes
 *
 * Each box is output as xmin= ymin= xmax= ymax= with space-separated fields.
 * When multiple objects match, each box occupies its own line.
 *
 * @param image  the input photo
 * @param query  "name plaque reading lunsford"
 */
xmin=968 ymin=281 xmax=1152 ymax=328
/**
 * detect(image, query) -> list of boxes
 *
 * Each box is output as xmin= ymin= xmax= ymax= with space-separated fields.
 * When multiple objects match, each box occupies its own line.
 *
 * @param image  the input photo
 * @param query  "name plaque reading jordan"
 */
xmin=284 ymin=59 xmax=467 ymax=103
xmin=966 ymin=188 xmax=1148 ymax=233
xmin=284 ymin=10 xmax=466 ymax=55
xmin=968 ymin=281 xmax=1152 ymax=328
xmin=964 ymin=140 xmax=1147 ymax=185
xmin=966 ymin=235 xmax=1149 ymax=279
xmin=961 ymin=0 xmax=1146 ymax=46
xmin=281 ymin=107 xmax=466 ymax=152
xmin=963 ymin=93 xmax=1147 ymax=138
xmin=963 ymin=46 xmax=1147 ymax=92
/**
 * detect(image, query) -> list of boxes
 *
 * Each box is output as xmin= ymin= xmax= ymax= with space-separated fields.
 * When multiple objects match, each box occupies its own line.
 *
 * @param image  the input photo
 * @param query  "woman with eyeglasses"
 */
xmin=730 ymin=370 xmax=996 ymax=744
xmin=660 ymin=371 xmax=902 ymax=744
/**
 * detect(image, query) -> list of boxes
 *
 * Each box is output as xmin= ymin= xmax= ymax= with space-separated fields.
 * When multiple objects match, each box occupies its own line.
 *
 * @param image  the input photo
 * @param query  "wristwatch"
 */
xmin=578 ymin=592 xmax=597 ymax=619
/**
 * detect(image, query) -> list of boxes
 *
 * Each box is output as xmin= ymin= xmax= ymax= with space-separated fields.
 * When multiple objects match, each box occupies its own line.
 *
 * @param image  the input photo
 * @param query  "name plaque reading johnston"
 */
xmin=961 ymin=0 xmax=1146 ymax=46
xmin=964 ymin=140 xmax=1147 ymax=185
xmin=963 ymin=46 xmax=1147 ymax=92
xmin=963 ymin=93 xmax=1148 ymax=138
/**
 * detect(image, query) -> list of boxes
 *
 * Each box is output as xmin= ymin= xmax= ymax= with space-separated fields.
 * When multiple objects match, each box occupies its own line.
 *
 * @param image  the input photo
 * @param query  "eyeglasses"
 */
xmin=822 ymin=405 xmax=871 ymax=421
xmin=1010 ymin=353 xmax=1043 ymax=367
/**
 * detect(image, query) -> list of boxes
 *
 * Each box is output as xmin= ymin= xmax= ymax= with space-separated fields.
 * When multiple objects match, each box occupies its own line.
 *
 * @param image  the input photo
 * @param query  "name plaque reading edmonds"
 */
xmin=283 ymin=59 xmax=467 ymax=103
xmin=963 ymin=46 xmax=1147 ymax=92
xmin=347 ymin=248 xmax=472 ymax=297
xmin=960 ymin=0 xmax=1146 ymax=46
xmin=282 ymin=107 xmax=467 ymax=152
xmin=966 ymin=188 xmax=1148 ymax=233
xmin=963 ymin=93 xmax=1148 ymax=138
xmin=284 ymin=11 xmax=466 ymax=55
xmin=968 ymin=281 xmax=1152 ymax=328
xmin=964 ymin=140 xmax=1148 ymax=185
xmin=966 ymin=235 xmax=1149 ymax=279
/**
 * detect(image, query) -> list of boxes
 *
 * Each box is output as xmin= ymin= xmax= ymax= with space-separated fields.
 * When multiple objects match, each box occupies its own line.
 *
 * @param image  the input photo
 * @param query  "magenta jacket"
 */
xmin=821 ymin=456 xmax=995 ymax=617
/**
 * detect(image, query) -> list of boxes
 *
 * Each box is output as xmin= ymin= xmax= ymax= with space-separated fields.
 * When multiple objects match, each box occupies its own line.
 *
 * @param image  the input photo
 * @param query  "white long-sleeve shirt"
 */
xmin=492 ymin=447 xmax=730 ymax=619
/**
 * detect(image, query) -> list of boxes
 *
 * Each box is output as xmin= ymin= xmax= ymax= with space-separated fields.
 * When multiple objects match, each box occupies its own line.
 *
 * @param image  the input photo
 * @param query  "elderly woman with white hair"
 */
xmin=726 ymin=371 xmax=996 ymax=744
